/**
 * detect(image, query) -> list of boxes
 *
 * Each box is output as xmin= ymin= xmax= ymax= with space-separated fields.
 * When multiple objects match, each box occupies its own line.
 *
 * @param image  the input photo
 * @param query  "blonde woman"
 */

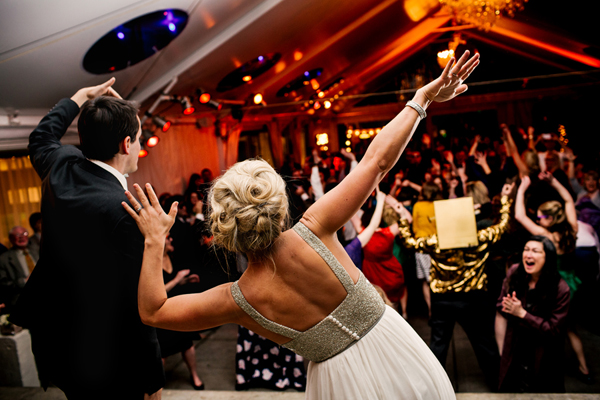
xmin=124 ymin=51 xmax=480 ymax=399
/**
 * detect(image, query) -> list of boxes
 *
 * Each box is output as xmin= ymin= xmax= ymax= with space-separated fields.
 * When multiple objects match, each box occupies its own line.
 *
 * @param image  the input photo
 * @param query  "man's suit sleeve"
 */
xmin=29 ymin=98 xmax=81 ymax=180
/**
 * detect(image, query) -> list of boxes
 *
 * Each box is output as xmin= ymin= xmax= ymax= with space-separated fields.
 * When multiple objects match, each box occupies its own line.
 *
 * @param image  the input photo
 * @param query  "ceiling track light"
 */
xmin=146 ymin=112 xmax=171 ymax=132
xmin=179 ymin=96 xmax=195 ymax=115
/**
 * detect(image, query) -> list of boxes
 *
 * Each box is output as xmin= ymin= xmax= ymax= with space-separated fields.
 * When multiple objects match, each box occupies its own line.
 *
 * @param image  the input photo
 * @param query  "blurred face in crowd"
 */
xmin=406 ymin=150 xmax=422 ymax=165
xmin=9 ymin=227 xmax=29 ymax=249
xmin=433 ymin=176 xmax=443 ymax=192
xmin=522 ymin=240 xmax=545 ymax=278
xmin=201 ymin=169 xmax=214 ymax=183
xmin=544 ymin=154 xmax=559 ymax=172
xmin=189 ymin=192 xmax=199 ymax=205
xmin=584 ymin=174 xmax=599 ymax=193
xmin=455 ymin=151 xmax=466 ymax=166
xmin=536 ymin=209 xmax=553 ymax=228
xmin=421 ymin=134 xmax=431 ymax=149
xmin=542 ymin=135 xmax=557 ymax=151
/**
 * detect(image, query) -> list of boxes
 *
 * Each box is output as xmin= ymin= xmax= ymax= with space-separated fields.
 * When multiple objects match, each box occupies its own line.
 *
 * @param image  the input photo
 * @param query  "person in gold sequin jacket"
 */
xmin=396 ymin=183 xmax=514 ymax=390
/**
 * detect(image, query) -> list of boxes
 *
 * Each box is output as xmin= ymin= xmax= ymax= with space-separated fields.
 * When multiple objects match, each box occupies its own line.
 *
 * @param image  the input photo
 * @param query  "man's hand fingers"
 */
xmin=107 ymin=86 xmax=123 ymax=99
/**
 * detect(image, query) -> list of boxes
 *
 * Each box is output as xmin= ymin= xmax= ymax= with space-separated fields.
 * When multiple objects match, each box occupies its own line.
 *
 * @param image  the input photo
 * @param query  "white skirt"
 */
xmin=306 ymin=306 xmax=455 ymax=400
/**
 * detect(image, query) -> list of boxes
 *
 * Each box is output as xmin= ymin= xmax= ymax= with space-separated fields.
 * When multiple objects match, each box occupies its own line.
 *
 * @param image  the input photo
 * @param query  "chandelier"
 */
xmin=439 ymin=0 xmax=528 ymax=31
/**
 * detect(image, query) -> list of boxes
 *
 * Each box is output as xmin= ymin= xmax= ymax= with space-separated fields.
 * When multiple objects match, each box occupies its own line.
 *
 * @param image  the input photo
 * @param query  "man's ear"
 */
xmin=121 ymin=136 xmax=132 ymax=155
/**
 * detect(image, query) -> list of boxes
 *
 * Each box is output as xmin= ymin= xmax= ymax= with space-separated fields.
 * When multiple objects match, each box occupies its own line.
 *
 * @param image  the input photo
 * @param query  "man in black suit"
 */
xmin=10 ymin=79 xmax=164 ymax=399
xmin=0 ymin=226 xmax=38 ymax=312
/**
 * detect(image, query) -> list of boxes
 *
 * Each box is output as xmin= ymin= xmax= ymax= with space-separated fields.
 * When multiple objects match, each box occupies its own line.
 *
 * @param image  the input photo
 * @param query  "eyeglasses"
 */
xmin=12 ymin=231 xmax=29 ymax=238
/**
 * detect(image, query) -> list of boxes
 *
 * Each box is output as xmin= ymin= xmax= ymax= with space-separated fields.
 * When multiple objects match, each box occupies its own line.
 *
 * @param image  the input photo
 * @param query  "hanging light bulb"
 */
xmin=253 ymin=93 xmax=263 ymax=104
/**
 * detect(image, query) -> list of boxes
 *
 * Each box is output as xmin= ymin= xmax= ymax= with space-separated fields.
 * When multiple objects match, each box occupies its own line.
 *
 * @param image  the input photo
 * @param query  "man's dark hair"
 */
xmin=29 ymin=212 xmax=42 ymax=231
xmin=78 ymin=96 xmax=140 ymax=161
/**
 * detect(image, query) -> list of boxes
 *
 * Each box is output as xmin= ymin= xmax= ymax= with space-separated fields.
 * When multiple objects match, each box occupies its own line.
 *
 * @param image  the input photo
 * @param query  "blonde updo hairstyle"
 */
xmin=209 ymin=159 xmax=289 ymax=257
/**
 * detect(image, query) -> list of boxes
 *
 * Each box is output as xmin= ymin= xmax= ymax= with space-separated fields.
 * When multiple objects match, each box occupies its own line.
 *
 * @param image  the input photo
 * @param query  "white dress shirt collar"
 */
xmin=88 ymin=160 xmax=128 ymax=191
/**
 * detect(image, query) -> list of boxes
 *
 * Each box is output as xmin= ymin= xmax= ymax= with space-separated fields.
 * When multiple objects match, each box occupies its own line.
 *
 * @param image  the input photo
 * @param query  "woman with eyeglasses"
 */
xmin=495 ymin=236 xmax=570 ymax=392
xmin=515 ymin=171 xmax=591 ymax=383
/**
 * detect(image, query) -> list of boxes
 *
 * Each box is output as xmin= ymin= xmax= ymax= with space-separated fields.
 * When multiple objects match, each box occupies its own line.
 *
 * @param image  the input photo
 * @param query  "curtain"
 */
xmin=225 ymin=123 xmax=242 ymax=168
xmin=0 ymin=156 xmax=42 ymax=247
xmin=126 ymin=124 xmax=220 ymax=197
xmin=267 ymin=121 xmax=284 ymax=168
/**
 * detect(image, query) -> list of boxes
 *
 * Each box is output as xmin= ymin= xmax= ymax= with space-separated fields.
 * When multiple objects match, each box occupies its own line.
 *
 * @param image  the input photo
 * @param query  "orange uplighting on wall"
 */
xmin=310 ymin=79 xmax=320 ymax=90
xmin=492 ymin=26 xmax=600 ymax=68
xmin=274 ymin=61 xmax=286 ymax=73
xmin=293 ymin=51 xmax=303 ymax=61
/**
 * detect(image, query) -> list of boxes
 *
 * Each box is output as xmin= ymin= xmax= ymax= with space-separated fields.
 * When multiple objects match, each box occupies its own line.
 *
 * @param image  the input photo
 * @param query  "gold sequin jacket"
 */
xmin=398 ymin=196 xmax=512 ymax=293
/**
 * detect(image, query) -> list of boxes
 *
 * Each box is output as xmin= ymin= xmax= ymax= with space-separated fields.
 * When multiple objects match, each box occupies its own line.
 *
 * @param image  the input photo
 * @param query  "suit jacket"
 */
xmin=28 ymin=234 xmax=41 ymax=257
xmin=10 ymin=99 xmax=164 ymax=394
xmin=0 ymin=248 xmax=29 ymax=311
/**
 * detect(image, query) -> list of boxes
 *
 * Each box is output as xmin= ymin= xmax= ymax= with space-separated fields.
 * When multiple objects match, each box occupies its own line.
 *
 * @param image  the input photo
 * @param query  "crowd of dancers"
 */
xmin=2 ymin=51 xmax=598 ymax=399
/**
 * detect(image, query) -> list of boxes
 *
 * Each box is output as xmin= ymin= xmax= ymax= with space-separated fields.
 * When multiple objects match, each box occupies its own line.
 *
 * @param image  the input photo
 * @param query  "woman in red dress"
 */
xmin=361 ymin=208 xmax=407 ymax=318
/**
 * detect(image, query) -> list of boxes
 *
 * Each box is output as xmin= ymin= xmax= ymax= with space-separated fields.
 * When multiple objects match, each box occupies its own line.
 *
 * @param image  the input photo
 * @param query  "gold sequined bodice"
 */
xmin=230 ymin=221 xmax=385 ymax=363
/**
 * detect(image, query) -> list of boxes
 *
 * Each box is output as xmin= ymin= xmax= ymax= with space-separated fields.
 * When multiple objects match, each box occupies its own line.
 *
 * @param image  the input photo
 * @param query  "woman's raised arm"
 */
xmin=123 ymin=184 xmax=239 ymax=331
xmin=302 ymin=51 xmax=480 ymax=237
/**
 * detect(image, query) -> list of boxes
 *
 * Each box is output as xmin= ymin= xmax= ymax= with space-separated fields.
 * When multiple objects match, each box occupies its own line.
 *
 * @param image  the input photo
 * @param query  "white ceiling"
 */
xmin=1 ymin=0 xmax=599 ymax=150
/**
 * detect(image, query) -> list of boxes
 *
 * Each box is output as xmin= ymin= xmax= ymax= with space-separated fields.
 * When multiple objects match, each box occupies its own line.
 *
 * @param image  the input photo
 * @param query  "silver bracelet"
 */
xmin=406 ymin=100 xmax=427 ymax=120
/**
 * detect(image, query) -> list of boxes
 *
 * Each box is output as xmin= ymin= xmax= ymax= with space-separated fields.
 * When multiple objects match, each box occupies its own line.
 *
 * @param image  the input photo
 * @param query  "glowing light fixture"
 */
xmin=139 ymin=148 xmax=148 ymax=158
xmin=199 ymin=92 xmax=211 ymax=104
xmin=151 ymin=115 xmax=171 ymax=132
xmin=146 ymin=136 xmax=160 ymax=148
xmin=439 ymin=0 xmax=528 ymax=31
xmin=316 ymin=133 xmax=329 ymax=146
xmin=242 ymin=75 xmax=252 ymax=82
xmin=324 ymin=100 xmax=332 ymax=109
xmin=180 ymin=96 xmax=195 ymax=115
xmin=253 ymin=93 xmax=263 ymax=104
xmin=117 ymin=32 xmax=125 ymax=39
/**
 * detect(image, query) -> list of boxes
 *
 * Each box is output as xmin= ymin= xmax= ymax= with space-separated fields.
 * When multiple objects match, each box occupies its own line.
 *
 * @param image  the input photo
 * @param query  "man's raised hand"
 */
xmin=70 ymin=77 xmax=122 ymax=107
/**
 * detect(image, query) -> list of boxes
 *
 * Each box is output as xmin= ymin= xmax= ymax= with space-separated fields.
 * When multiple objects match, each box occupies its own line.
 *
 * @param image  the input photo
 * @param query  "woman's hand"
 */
xmin=174 ymin=269 xmax=200 ymax=285
xmin=501 ymin=182 xmax=515 ymax=197
xmin=518 ymin=175 xmax=531 ymax=191
xmin=538 ymin=171 xmax=554 ymax=184
xmin=501 ymin=292 xmax=527 ymax=318
xmin=175 ymin=269 xmax=191 ymax=284
xmin=420 ymin=50 xmax=480 ymax=103
xmin=123 ymin=183 xmax=178 ymax=243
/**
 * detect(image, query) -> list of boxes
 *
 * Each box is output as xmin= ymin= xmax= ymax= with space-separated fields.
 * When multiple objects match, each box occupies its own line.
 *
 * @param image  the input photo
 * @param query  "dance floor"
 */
xmin=1 ymin=315 xmax=598 ymax=398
